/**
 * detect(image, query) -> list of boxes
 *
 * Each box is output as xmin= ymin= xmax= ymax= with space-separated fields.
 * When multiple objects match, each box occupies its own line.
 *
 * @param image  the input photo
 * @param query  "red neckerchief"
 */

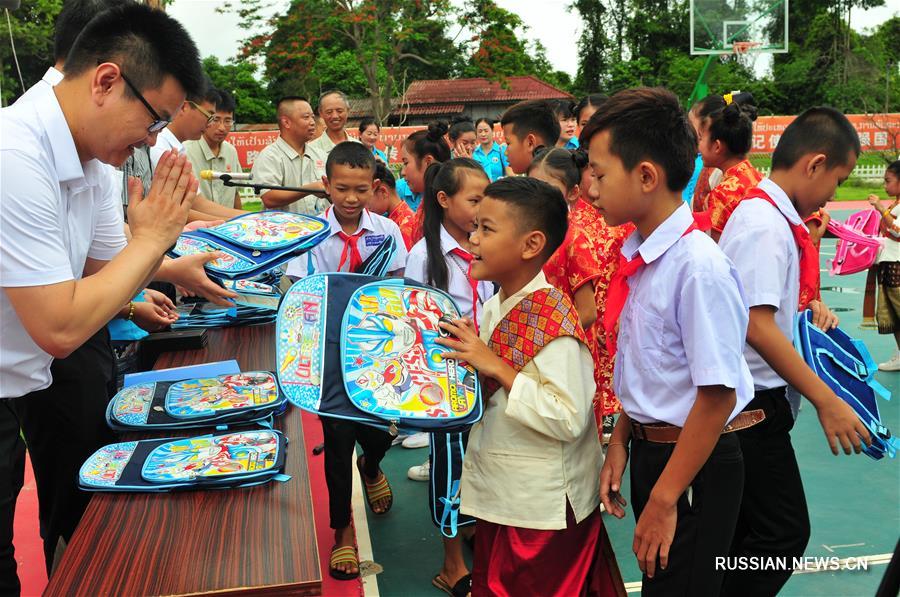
xmin=603 ymin=219 xmax=699 ymax=356
xmin=743 ymin=186 xmax=820 ymax=310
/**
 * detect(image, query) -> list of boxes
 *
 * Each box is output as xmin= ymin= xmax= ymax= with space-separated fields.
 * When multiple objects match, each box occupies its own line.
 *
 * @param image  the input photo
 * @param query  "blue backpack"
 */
xmin=794 ymin=309 xmax=899 ymax=459
xmin=79 ymin=430 xmax=289 ymax=492
xmin=169 ymin=211 xmax=330 ymax=280
xmin=276 ymin=274 xmax=483 ymax=435
xmin=106 ymin=371 xmax=287 ymax=431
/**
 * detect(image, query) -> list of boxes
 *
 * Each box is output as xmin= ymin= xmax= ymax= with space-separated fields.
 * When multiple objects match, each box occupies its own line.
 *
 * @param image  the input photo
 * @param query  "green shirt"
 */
xmin=183 ymin=136 xmax=243 ymax=207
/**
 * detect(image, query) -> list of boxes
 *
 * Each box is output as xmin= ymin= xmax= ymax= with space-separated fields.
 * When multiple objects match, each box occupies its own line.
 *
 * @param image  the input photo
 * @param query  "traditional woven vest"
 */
xmin=481 ymin=287 xmax=588 ymax=398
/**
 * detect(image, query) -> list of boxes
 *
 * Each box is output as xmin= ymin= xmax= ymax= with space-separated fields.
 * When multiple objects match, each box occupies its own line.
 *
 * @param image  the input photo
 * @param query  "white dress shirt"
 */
xmin=719 ymin=178 xmax=802 ymax=391
xmin=460 ymin=272 xmax=602 ymax=529
xmin=613 ymin=203 xmax=754 ymax=426
xmin=287 ymin=207 xmax=407 ymax=277
xmin=405 ymin=226 xmax=494 ymax=320
xmin=1 ymin=81 xmax=128 ymax=397
xmin=148 ymin=126 xmax=183 ymax=171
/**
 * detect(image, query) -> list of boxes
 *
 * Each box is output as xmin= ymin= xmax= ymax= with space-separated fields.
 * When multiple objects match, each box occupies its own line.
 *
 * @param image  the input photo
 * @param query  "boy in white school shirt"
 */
xmin=436 ymin=177 xmax=609 ymax=596
xmin=290 ymin=142 xmax=407 ymax=278
xmin=587 ymin=88 xmax=756 ymax=596
xmin=718 ymin=107 xmax=872 ymax=596
xmin=0 ymin=5 xmax=204 ymax=593
xmin=306 ymin=142 xmax=405 ymax=582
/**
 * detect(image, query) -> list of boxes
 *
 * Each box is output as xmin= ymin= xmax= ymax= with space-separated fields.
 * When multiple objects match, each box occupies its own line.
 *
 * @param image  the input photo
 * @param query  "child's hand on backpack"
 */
xmin=807 ymin=299 xmax=839 ymax=331
xmin=815 ymin=394 xmax=872 ymax=455
xmin=599 ymin=448 xmax=628 ymax=519
xmin=436 ymin=317 xmax=517 ymax=392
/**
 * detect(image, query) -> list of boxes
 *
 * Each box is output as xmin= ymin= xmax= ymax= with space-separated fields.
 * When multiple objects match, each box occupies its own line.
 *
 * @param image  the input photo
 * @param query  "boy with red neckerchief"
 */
xmin=587 ymin=88 xmax=756 ymax=596
xmin=718 ymin=107 xmax=872 ymax=596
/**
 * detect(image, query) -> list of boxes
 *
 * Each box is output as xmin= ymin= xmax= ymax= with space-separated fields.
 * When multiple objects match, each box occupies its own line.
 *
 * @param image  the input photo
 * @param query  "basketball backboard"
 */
xmin=690 ymin=0 xmax=789 ymax=55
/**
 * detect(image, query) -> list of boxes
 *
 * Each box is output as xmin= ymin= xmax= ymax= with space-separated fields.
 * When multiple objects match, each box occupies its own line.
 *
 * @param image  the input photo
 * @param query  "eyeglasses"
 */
xmin=120 ymin=72 xmax=170 ymax=134
xmin=189 ymin=101 xmax=216 ymax=126
xmin=208 ymin=116 xmax=235 ymax=129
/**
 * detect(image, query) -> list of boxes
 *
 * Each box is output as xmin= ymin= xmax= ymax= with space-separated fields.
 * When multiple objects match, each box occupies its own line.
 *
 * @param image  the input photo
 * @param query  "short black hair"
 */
xmin=692 ymin=92 xmax=758 ymax=156
xmin=54 ymin=0 xmax=126 ymax=63
xmin=215 ymin=88 xmax=236 ymax=114
xmin=326 ymin=141 xmax=376 ymax=178
xmin=276 ymin=96 xmax=310 ymax=122
xmin=483 ymin=177 xmax=568 ymax=259
xmin=195 ymin=75 xmax=218 ymax=105
xmin=501 ymin=100 xmax=561 ymax=147
xmin=550 ymin=99 xmax=575 ymax=120
xmin=374 ymin=162 xmax=396 ymax=189
xmin=574 ymin=94 xmax=608 ymax=121
xmin=771 ymin=107 xmax=861 ymax=171
xmin=359 ymin=117 xmax=380 ymax=133
xmin=448 ymin=116 xmax=476 ymax=142
xmin=475 ymin=117 xmax=495 ymax=129
xmin=887 ymin=160 xmax=900 ymax=179
xmin=580 ymin=87 xmax=696 ymax=192
xmin=64 ymin=3 xmax=204 ymax=99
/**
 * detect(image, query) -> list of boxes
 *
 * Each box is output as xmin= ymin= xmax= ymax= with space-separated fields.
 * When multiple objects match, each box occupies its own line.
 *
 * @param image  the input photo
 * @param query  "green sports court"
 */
xmin=363 ymin=206 xmax=900 ymax=596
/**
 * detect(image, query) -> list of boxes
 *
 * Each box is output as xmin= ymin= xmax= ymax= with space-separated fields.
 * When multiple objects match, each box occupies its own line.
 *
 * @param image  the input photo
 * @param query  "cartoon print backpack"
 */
xmin=826 ymin=209 xmax=883 ymax=276
xmin=794 ymin=309 xmax=898 ymax=459
xmin=79 ymin=430 xmax=289 ymax=492
xmin=169 ymin=211 xmax=330 ymax=280
xmin=276 ymin=274 xmax=483 ymax=434
xmin=106 ymin=371 xmax=286 ymax=431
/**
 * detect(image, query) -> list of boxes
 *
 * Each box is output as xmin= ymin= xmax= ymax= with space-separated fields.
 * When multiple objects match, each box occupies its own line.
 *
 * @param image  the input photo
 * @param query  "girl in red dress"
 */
xmin=693 ymin=92 xmax=764 ymax=240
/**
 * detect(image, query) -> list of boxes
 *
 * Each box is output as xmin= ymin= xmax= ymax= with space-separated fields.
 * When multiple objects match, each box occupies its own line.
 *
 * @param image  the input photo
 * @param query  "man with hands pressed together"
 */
xmin=0 ymin=4 xmax=203 ymax=592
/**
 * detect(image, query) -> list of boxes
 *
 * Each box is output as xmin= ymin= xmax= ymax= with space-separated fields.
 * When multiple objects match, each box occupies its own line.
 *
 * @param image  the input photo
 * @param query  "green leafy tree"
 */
xmin=1 ymin=0 xmax=62 ymax=105
xmin=202 ymin=56 xmax=275 ymax=123
xmin=570 ymin=0 xmax=608 ymax=94
xmin=233 ymin=0 xmax=458 ymax=123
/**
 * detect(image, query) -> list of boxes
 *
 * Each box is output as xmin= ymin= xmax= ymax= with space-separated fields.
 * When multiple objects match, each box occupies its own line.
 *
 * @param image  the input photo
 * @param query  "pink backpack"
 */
xmin=826 ymin=209 xmax=883 ymax=276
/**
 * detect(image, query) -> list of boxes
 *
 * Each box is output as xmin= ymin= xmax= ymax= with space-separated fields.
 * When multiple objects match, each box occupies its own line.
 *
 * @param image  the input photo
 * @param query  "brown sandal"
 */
xmin=357 ymin=455 xmax=393 ymax=515
xmin=329 ymin=544 xmax=360 ymax=580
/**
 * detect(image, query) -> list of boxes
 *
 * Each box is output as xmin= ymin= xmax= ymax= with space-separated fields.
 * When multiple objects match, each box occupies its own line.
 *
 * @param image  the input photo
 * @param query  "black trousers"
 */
xmin=319 ymin=417 xmax=393 ymax=529
xmin=630 ymin=431 xmax=744 ymax=596
xmin=0 ymin=401 xmax=25 ymax=597
xmin=9 ymin=328 xmax=118 ymax=579
xmin=721 ymin=387 xmax=810 ymax=597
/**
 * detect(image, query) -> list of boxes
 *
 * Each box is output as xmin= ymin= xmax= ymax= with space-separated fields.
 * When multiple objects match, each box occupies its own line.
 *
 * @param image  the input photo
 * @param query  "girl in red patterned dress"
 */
xmin=528 ymin=148 xmax=620 ymax=435
xmin=574 ymin=153 xmax=634 ymax=431
xmin=693 ymin=92 xmax=764 ymax=241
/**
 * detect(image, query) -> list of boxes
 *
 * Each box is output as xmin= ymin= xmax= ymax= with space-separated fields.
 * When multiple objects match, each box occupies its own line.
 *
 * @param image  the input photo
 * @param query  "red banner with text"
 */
xmin=229 ymin=113 xmax=900 ymax=171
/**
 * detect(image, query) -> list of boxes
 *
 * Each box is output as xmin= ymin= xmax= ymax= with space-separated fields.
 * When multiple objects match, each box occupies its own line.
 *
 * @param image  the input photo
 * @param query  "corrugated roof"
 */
xmin=396 ymin=103 xmax=465 ymax=116
xmin=402 ymin=75 xmax=572 ymax=104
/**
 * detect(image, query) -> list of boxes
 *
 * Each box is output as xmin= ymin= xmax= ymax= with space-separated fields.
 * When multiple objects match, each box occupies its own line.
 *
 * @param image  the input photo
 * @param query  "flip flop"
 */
xmin=432 ymin=573 xmax=472 ymax=597
xmin=357 ymin=455 xmax=393 ymax=515
xmin=329 ymin=544 xmax=360 ymax=581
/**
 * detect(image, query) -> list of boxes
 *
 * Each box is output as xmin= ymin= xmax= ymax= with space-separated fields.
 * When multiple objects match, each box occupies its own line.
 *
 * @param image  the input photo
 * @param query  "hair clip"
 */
xmin=723 ymin=93 xmax=734 ymax=106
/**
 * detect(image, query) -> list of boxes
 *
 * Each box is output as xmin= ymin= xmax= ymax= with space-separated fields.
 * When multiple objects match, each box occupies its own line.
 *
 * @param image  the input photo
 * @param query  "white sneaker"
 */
xmin=391 ymin=433 xmax=410 ymax=446
xmin=407 ymin=459 xmax=430 ymax=482
xmin=878 ymin=352 xmax=900 ymax=371
xmin=401 ymin=432 xmax=430 ymax=449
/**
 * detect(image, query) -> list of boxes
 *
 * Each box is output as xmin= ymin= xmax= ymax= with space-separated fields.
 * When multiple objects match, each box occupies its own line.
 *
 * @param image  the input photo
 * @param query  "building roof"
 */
xmin=402 ymin=75 xmax=572 ymax=105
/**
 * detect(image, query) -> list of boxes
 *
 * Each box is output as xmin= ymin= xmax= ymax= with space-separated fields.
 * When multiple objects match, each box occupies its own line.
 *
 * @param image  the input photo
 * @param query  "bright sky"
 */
xmin=168 ymin=0 xmax=899 ymax=78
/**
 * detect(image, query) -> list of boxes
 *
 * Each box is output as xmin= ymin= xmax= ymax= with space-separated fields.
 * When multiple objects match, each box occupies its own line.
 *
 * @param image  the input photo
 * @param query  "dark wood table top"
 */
xmin=44 ymin=324 xmax=322 ymax=596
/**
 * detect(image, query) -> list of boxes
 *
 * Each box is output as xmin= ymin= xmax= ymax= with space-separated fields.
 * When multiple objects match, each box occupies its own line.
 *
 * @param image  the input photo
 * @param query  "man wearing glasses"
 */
xmin=184 ymin=89 xmax=244 ymax=209
xmin=0 ymin=5 xmax=204 ymax=593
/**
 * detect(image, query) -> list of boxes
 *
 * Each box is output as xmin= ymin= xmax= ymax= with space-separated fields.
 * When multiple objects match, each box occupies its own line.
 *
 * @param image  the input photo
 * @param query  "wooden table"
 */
xmin=44 ymin=324 xmax=322 ymax=596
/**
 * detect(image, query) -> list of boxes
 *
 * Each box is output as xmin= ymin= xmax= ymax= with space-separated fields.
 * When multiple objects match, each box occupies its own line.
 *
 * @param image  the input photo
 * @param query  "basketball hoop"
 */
xmin=732 ymin=41 xmax=762 ymax=54
xmin=719 ymin=41 xmax=763 ymax=64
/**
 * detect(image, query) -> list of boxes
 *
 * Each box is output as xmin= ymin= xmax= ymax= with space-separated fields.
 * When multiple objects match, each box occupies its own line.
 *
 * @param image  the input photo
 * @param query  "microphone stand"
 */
xmin=220 ymin=176 xmax=330 ymax=199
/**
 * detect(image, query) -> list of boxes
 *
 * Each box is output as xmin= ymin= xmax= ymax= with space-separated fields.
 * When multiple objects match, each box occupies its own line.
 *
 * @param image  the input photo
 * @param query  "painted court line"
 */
xmin=823 ymin=542 xmax=866 ymax=553
xmin=353 ymin=448 xmax=380 ymax=597
xmin=622 ymin=553 xmax=893 ymax=592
